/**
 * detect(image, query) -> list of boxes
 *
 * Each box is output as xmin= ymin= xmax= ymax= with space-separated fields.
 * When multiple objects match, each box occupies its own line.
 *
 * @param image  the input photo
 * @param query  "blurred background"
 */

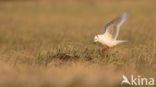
xmin=0 ymin=0 xmax=156 ymax=87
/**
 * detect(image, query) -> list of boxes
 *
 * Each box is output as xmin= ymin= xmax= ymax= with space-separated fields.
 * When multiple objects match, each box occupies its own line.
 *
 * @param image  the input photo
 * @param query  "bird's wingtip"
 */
xmin=122 ymin=11 xmax=129 ymax=16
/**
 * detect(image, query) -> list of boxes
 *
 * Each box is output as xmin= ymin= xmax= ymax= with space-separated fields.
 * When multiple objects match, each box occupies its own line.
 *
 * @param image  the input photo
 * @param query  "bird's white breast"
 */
xmin=98 ymin=32 xmax=118 ymax=47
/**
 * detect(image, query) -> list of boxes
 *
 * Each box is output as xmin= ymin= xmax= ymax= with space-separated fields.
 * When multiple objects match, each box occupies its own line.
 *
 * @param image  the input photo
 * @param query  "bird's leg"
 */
xmin=102 ymin=47 xmax=109 ymax=52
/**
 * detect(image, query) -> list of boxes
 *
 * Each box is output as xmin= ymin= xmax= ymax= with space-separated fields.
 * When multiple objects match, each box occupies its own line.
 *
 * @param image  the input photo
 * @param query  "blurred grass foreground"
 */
xmin=0 ymin=0 xmax=156 ymax=87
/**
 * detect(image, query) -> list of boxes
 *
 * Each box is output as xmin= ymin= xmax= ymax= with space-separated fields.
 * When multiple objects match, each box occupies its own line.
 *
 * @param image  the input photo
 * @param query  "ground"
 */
xmin=0 ymin=0 xmax=156 ymax=87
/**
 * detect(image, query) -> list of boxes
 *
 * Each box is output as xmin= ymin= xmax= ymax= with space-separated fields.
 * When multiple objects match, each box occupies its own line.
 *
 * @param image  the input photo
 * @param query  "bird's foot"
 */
xmin=102 ymin=47 xmax=109 ymax=52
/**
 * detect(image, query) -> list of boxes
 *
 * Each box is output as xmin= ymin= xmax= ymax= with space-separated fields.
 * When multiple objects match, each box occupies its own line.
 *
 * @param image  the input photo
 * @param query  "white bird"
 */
xmin=94 ymin=12 xmax=129 ymax=51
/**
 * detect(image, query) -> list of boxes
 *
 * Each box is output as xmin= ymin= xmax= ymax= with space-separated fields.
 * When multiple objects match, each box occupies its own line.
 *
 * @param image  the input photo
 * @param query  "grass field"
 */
xmin=0 ymin=0 xmax=156 ymax=87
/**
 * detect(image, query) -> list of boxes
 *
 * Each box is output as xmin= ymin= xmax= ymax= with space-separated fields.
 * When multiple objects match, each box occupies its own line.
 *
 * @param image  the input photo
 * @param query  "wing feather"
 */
xmin=104 ymin=12 xmax=128 ymax=40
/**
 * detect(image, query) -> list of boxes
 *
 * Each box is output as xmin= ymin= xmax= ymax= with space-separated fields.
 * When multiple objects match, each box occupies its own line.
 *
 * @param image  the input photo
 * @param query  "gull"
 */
xmin=94 ymin=12 xmax=129 ymax=51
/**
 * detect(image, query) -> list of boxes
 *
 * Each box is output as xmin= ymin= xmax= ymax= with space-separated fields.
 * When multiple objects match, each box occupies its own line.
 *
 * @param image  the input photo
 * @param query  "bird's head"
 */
xmin=94 ymin=35 xmax=100 ymax=42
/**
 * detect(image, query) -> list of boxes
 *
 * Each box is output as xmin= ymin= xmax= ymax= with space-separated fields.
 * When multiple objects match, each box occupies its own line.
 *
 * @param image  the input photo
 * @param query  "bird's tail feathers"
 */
xmin=117 ymin=40 xmax=128 ymax=43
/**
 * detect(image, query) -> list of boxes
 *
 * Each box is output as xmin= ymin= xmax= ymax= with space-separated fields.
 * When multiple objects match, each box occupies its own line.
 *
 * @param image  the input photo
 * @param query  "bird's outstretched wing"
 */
xmin=104 ymin=12 xmax=128 ymax=40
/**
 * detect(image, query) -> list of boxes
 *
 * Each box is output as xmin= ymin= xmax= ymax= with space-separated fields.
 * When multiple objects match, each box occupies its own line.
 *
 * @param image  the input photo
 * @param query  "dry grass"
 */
xmin=0 ymin=0 xmax=156 ymax=87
